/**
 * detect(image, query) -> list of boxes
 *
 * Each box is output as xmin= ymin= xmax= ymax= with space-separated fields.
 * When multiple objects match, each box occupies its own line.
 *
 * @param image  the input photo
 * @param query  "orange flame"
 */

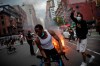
xmin=52 ymin=32 xmax=66 ymax=52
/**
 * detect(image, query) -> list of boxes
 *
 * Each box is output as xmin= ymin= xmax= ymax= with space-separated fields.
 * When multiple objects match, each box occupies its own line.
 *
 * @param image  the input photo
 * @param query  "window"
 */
xmin=96 ymin=0 xmax=100 ymax=6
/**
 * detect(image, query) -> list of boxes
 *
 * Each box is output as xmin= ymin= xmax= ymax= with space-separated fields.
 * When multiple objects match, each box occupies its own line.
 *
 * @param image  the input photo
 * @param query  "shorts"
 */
xmin=43 ymin=48 xmax=61 ymax=61
xmin=76 ymin=39 xmax=87 ymax=52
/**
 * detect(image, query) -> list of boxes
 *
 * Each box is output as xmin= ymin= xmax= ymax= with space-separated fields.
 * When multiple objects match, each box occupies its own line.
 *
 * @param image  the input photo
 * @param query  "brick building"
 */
xmin=55 ymin=0 xmax=100 ymax=26
xmin=0 ymin=5 xmax=24 ymax=37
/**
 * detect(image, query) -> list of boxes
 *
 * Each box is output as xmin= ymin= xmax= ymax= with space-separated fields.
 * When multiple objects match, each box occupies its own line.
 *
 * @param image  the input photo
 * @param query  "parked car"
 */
xmin=63 ymin=30 xmax=76 ymax=39
xmin=63 ymin=31 xmax=70 ymax=39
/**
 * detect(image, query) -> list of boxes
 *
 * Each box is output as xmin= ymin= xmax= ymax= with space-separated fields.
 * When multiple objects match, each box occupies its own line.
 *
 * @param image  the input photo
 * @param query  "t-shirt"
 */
xmin=26 ymin=33 xmax=33 ymax=40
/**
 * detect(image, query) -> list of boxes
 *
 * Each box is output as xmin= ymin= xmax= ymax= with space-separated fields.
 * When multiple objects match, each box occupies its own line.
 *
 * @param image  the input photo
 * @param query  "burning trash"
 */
xmin=52 ymin=30 xmax=67 ymax=53
xmin=52 ymin=30 xmax=69 ymax=61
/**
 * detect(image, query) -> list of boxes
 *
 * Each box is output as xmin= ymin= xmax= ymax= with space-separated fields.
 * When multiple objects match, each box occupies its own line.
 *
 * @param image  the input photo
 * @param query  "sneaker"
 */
xmin=89 ymin=55 xmax=95 ymax=63
xmin=80 ymin=62 xmax=87 ymax=66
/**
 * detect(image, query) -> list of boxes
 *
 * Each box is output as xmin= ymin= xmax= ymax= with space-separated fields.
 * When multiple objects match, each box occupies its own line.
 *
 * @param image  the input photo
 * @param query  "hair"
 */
xmin=34 ymin=24 xmax=43 ymax=30
xmin=76 ymin=12 xmax=83 ymax=20
xmin=28 ymin=30 xmax=31 ymax=33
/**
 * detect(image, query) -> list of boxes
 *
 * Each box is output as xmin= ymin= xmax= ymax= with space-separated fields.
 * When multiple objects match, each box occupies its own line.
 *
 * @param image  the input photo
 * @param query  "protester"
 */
xmin=70 ymin=10 xmax=95 ymax=66
xmin=26 ymin=30 xmax=35 ymax=55
xmin=34 ymin=24 xmax=64 ymax=66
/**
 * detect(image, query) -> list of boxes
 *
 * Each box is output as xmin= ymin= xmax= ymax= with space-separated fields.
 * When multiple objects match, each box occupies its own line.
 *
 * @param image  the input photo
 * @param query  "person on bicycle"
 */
xmin=34 ymin=24 xmax=64 ymax=66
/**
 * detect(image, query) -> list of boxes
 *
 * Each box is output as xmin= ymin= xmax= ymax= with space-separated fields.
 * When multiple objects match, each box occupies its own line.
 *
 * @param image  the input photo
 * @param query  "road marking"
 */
xmin=87 ymin=49 xmax=100 ymax=55
xmin=90 ymin=35 xmax=100 ymax=37
xmin=88 ymin=38 xmax=100 ymax=40
xmin=68 ymin=42 xmax=100 ymax=56
xmin=36 ymin=49 xmax=39 ymax=54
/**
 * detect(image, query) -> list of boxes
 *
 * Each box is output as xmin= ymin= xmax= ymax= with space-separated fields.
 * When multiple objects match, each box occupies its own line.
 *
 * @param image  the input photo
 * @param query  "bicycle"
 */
xmin=7 ymin=45 xmax=16 ymax=54
xmin=36 ymin=55 xmax=63 ymax=66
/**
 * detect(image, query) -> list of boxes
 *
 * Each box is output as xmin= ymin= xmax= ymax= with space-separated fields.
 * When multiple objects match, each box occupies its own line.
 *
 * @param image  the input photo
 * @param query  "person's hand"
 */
xmin=77 ymin=38 xmax=81 ymax=43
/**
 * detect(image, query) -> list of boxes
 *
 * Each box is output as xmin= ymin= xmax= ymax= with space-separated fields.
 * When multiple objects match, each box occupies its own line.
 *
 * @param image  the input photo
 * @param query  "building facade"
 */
xmin=22 ymin=4 xmax=38 ymax=32
xmin=13 ymin=5 xmax=27 ymax=33
xmin=45 ymin=0 xmax=54 ymax=29
xmin=55 ymin=0 xmax=99 ymax=26
xmin=0 ymin=5 xmax=21 ymax=37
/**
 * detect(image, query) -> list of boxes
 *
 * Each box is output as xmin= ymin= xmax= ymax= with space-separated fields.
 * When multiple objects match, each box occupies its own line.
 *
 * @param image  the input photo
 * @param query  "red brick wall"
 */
xmin=0 ymin=14 xmax=17 ymax=35
xmin=4 ymin=15 xmax=10 ymax=34
xmin=69 ymin=2 xmax=96 ymax=21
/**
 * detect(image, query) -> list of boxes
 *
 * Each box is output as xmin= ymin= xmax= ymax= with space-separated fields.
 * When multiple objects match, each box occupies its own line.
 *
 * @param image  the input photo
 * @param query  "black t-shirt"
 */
xmin=26 ymin=33 xmax=33 ymax=40
xmin=70 ymin=12 xmax=88 ymax=39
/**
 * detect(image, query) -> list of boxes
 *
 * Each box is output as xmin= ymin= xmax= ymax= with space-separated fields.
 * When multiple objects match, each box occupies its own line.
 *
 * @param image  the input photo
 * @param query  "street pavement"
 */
xmin=0 ymin=30 xmax=100 ymax=66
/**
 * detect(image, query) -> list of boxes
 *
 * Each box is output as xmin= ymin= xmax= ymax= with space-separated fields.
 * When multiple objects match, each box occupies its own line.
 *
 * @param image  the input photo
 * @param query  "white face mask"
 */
xmin=76 ymin=17 xmax=81 ymax=21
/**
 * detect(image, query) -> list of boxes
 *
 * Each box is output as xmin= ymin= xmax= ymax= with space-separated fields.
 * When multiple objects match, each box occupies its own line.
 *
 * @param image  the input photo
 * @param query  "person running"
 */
xmin=70 ymin=10 xmax=95 ymax=66
xmin=26 ymin=30 xmax=35 ymax=55
xmin=34 ymin=24 xmax=64 ymax=66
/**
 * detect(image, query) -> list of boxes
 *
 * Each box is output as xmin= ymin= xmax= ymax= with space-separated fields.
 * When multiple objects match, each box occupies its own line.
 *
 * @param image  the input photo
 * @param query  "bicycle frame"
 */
xmin=37 ymin=55 xmax=62 ymax=66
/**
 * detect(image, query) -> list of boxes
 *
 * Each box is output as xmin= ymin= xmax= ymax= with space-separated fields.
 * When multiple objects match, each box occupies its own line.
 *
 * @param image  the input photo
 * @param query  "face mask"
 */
xmin=76 ymin=17 xmax=81 ymax=21
xmin=40 ymin=32 xmax=45 ymax=38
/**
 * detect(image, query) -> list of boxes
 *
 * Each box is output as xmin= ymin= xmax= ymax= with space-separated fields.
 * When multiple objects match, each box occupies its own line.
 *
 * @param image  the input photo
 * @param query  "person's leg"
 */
xmin=61 ymin=52 xmax=69 ymax=61
xmin=28 ymin=40 xmax=35 ymax=55
xmin=76 ymin=40 xmax=80 ymax=52
xmin=50 ymin=48 xmax=64 ymax=66
xmin=30 ymin=43 xmax=35 ymax=55
xmin=69 ymin=35 xmax=71 ymax=41
xmin=81 ymin=52 xmax=87 ymax=63
xmin=72 ymin=34 xmax=75 ymax=41
xmin=43 ymin=49 xmax=51 ymax=66
xmin=85 ymin=52 xmax=95 ymax=63
xmin=70 ymin=34 xmax=73 ymax=40
xmin=79 ymin=39 xmax=87 ymax=66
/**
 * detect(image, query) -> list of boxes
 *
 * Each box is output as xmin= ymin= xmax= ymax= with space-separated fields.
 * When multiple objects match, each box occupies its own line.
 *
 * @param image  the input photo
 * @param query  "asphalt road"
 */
xmin=0 ymin=33 xmax=100 ymax=66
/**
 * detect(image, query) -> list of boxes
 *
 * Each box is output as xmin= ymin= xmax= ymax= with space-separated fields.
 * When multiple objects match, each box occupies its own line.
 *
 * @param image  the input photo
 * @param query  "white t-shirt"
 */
xmin=38 ymin=30 xmax=54 ymax=50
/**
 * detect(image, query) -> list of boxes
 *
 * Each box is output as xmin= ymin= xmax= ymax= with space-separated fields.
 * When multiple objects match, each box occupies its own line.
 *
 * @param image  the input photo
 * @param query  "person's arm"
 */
xmin=70 ymin=10 xmax=77 ymax=24
xmin=35 ymin=37 xmax=47 ymax=58
xmin=48 ymin=30 xmax=63 ymax=52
